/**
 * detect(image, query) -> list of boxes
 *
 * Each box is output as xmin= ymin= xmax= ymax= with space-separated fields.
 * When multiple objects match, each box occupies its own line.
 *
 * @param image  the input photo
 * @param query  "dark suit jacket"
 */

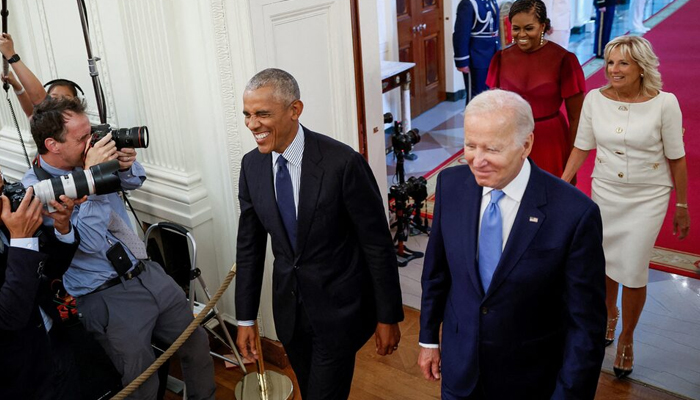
xmin=0 ymin=227 xmax=80 ymax=399
xmin=236 ymin=127 xmax=404 ymax=353
xmin=420 ymin=161 xmax=606 ymax=399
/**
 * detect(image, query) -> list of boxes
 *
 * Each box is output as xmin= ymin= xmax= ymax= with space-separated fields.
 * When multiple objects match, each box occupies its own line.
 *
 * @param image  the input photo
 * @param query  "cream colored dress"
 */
xmin=575 ymin=89 xmax=685 ymax=287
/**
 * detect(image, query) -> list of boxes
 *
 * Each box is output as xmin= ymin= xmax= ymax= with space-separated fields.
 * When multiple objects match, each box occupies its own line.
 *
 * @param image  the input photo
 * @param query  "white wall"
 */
xmin=0 ymin=0 xmax=389 ymax=342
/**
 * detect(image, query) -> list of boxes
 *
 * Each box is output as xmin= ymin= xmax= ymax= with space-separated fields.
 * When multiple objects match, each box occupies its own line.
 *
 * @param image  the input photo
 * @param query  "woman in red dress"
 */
xmin=486 ymin=0 xmax=584 ymax=177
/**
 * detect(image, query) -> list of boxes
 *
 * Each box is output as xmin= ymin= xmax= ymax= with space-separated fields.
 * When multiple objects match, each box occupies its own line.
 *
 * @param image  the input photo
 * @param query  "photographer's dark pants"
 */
xmin=76 ymin=261 xmax=216 ymax=400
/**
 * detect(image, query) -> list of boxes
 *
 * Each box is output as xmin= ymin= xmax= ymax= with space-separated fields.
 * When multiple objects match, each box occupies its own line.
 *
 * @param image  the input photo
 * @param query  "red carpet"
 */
xmin=577 ymin=0 xmax=700 ymax=278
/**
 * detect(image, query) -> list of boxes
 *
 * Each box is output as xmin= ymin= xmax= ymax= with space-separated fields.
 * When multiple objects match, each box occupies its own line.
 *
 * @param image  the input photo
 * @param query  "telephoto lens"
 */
xmin=30 ymin=160 xmax=122 ymax=212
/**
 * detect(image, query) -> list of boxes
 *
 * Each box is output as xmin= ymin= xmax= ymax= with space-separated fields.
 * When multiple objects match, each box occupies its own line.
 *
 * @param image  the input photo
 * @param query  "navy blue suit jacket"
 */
xmin=454 ymin=0 xmax=501 ymax=70
xmin=236 ymin=127 xmax=404 ymax=354
xmin=420 ymin=161 xmax=606 ymax=399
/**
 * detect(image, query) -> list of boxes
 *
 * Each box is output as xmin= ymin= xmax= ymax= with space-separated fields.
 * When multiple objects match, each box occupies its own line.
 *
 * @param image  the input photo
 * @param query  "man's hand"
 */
xmin=43 ymin=195 xmax=83 ymax=235
xmin=457 ymin=66 xmax=470 ymax=74
xmin=417 ymin=347 xmax=441 ymax=381
xmin=375 ymin=322 xmax=401 ymax=356
xmin=0 ymin=188 xmax=43 ymax=239
xmin=84 ymin=132 xmax=117 ymax=169
xmin=236 ymin=325 xmax=259 ymax=361
xmin=0 ymin=33 xmax=16 ymax=60
xmin=116 ymin=148 xmax=137 ymax=171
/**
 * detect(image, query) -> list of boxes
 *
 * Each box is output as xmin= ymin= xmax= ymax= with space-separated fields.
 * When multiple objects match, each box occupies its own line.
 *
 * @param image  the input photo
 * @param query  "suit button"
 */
xmin=481 ymin=307 xmax=489 ymax=315
xmin=616 ymin=127 xmax=623 ymax=133
xmin=618 ymin=172 xmax=624 ymax=178
xmin=291 ymin=290 xmax=296 ymax=297
xmin=294 ymin=265 xmax=299 ymax=270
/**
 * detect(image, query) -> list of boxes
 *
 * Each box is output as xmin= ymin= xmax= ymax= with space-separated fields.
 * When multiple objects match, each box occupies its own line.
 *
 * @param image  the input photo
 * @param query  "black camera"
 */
xmin=91 ymin=124 xmax=149 ymax=149
xmin=3 ymin=160 xmax=122 ymax=212
xmin=405 ymin=176 xmax=428 ymax=203
xmin=392 ymin=126 xmax=420 ymax=154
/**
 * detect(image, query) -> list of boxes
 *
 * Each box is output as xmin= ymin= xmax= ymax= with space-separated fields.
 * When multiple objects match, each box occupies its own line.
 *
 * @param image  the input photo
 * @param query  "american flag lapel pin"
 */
xmin=529 ymin=216 xmax=539 ymax=223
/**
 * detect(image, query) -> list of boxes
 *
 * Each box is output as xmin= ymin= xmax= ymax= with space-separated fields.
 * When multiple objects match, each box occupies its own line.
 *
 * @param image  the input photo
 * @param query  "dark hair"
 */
xmin=30 ymin=97 xmax=87 ymax=154
xmin=245 ymin=68 xmax=300 ymax=105
xmin=509 ymin=0 xmax=551 ymax=32
xmin=44 ymin=79 xmax=83 ymax=97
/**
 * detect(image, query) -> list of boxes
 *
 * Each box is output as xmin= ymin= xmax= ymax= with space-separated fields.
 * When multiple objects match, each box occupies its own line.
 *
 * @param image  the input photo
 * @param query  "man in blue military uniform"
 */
xmin=594 ymin=0 xmax=616 ymax=58
xmin=453 ymin=0 xmax=501 ymax=104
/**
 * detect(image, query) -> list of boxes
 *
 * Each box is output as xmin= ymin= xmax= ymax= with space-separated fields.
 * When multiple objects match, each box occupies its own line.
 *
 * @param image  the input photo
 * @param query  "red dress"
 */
xmin=486 ymin=42 xmax=585 ymax=176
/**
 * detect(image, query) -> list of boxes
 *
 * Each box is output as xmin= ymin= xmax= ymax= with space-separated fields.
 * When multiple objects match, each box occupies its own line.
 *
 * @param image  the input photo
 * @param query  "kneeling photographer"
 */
xmin=23 ymin=97 xmax=216 ymax=399
xmin=0 ymin=173 xmax=82 ymax=399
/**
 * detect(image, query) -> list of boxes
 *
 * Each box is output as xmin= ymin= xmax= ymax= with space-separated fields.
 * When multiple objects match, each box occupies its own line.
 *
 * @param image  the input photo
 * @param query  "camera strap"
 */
xmin=32 ymin=157 xmax=53 ymax=181
xmin=120 ymin=189 xmax=146 ymax=234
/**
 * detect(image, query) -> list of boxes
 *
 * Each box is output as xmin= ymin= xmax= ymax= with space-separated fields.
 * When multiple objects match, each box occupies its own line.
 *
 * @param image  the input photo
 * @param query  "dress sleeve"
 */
xmin=486 ymin=50 xmax=502 ymax=89
xmin=574 ymin=91 xmax=597 ymax=150
xmin=560 ymin=51 xmax=586 ymax=99
xmin=660 ymin=92 xmax=686 ymax=160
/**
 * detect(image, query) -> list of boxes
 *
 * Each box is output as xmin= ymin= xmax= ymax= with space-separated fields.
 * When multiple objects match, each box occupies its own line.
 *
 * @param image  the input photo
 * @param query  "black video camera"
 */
xmin=91 ymin=124 xmax=149 ymax=150
xmin=405 ymin=176 xmax=428 ymax=203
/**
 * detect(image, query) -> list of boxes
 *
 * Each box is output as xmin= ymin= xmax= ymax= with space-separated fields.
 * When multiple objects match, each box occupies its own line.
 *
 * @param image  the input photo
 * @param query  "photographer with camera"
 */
xmin=23 ymin=97 xmax=216 ymax=400
xmin=0 ymin=172 xmax=83 ymax=399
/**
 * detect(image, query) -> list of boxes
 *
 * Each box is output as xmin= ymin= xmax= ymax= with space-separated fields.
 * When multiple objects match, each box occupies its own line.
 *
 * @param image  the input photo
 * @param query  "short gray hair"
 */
xmin=464 ymin=89 xmax=534 ymax=146
xmin=245 ymin=68 xmax=300 ymax=105
xmin=603 ymin=35 xmax=662 ymax=97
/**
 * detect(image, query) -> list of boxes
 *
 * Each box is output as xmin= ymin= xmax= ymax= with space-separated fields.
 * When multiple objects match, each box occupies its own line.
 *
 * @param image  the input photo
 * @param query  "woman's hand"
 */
xmin=673 ymin=207 xmax=690 ymax=240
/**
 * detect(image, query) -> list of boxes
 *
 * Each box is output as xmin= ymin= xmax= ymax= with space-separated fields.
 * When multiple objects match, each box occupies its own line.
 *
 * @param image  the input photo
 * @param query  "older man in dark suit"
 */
xmin=418 ymin=89 xmax=607 ymax=399
xmin=235 ymin=68 xmax=404 ymax=400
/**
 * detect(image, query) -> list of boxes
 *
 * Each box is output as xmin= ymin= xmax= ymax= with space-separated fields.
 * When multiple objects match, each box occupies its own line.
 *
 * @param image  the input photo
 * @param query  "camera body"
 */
xmin=91 ymin=124 xmax=149 ymax=150
xmin=405 ymin=176 xmax=428 ymax=203
xmin=391 ymin=121 xmax=420 ymax=155
xmin=3 ymin=182 xmax=31 ymax=212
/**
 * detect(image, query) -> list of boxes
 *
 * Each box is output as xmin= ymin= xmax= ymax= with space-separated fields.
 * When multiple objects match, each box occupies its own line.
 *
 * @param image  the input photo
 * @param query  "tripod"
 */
xmin=390 ymin=150 xmax=424 ymax=267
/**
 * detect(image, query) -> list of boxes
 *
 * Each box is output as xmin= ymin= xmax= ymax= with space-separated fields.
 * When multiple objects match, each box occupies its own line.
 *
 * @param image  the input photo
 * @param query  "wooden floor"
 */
xmin=165 ymin=307 xmax=686 ymax=400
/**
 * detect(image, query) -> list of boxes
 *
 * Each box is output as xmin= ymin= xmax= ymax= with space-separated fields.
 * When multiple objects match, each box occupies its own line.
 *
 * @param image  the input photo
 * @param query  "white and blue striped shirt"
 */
xmin=272 ymin=124 xmax=305 ymax=215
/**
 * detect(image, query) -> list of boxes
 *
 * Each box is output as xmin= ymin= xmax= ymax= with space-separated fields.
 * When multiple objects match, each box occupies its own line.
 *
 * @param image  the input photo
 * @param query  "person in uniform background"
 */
xmin=453 ymin=0 xmax=501 ymax=104
xmin=629 ymin=0 xmax=650 ymax=33
xmin=594 ymin=0 xmax=616 ymax=58
xmin=542 ymin=0 xmax=571 ymax=48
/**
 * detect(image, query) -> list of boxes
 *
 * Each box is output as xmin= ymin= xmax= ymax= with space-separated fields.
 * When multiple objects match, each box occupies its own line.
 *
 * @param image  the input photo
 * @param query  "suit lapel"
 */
xmin=294 ymin=128 xmax=324 ymax=264
xmin=462 ymin=173 xmax=486 ymax=297
xmin=258 ymin=151 xmax=295 ymax=257
xmin=484 ymin=162 xmax=547 ymax=299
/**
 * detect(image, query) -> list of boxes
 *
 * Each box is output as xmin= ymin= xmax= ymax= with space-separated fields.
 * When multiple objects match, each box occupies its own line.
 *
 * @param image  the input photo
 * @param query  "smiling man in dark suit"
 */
xmin=235 ymin=68 xmax=404 ymax=400
xmin=418 ymin=89 xmax=607 ymax=399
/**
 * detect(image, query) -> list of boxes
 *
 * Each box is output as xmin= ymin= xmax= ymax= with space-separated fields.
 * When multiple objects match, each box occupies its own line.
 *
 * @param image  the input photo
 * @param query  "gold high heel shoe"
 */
xmin=605 ymin=307 xmax=619 ymax=347
xmin=613 ymin=342 xmax=634 ymax=379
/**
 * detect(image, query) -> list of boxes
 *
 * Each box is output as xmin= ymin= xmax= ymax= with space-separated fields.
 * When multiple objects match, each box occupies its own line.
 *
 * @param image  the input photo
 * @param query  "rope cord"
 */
xmin=111 ymin=263 xmax=237 ymax=400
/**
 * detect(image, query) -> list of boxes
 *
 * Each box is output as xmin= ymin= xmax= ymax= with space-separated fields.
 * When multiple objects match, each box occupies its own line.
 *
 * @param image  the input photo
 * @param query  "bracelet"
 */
xmin=676 ymin=203 xmax=688 ymax=209
xmin=14 ymin=87 xmax=25 ymax=96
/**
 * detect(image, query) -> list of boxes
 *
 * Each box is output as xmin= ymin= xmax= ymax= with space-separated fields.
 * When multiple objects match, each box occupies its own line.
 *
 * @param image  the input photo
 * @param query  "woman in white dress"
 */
xmin=562 ymin=35 xmax=690 ymax=379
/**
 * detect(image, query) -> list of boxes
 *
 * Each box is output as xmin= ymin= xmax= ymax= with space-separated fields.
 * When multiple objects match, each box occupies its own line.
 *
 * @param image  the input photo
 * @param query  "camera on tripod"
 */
xmin=3 ymin=160 xmax=123 ymax=212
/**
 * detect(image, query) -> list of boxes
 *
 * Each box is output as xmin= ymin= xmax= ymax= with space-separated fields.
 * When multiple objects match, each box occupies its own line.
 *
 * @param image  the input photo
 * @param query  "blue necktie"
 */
xmin=479 ymin=189 xmax=505 ymax=292
xmin=276 ymin=156 xmax=297 ymax=250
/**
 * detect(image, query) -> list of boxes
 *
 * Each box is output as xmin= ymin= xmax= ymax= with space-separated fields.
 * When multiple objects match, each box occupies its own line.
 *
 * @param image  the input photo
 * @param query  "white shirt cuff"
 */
xmin=237 ymin=320 xmax=255 ymax=327
xmin=10 ymin=237 xmax=39 ymax=252
xmin=55 ymin=226 xmax=76 ymax=244
xmin=419 ymin=342 xmax=440 ymax=349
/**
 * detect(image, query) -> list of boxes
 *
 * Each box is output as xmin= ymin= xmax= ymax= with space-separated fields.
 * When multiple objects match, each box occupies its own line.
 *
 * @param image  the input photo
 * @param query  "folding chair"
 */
xmin=144 ymin=222 xmax=248 ymax=396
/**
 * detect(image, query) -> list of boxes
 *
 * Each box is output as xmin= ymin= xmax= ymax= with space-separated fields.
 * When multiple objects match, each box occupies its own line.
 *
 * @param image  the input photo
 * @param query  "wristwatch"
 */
xmin=7 ymin=54 xmax=20 ymax=64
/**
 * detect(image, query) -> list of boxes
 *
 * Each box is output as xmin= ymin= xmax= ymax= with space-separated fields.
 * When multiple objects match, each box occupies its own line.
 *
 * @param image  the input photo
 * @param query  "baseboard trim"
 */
xmin=446 ymin=90 xmax=466 ymax=102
